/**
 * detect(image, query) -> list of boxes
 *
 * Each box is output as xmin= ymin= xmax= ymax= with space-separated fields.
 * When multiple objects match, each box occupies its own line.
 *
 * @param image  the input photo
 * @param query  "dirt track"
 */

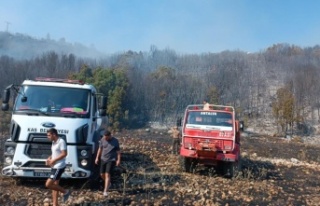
xmin=1 ymin=129 xmax=320 ymax=206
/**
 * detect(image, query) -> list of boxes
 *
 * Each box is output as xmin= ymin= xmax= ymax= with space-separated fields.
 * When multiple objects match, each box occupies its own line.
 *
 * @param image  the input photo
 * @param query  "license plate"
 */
xmin=34 ymin=171 xmax=51 ymax=177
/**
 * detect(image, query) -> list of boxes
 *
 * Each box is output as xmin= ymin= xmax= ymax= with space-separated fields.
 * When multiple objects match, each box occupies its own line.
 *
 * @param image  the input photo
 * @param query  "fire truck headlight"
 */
xmin=185 ymin=143 xmax=192 ymax=150
xmin=6 ymin=146 xmax=15 ymax=155
xmin=80 ymin=150 xmax=88 ymax=157
xmin=5 ymin=156 xmax=13 ymax=164
xmin=81 ymin=159 xmax=88 ymax=166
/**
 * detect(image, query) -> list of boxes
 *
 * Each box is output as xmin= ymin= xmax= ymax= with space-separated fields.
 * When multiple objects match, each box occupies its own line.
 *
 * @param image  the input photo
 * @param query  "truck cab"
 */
xmin=2 ymin=78 xmax=107 ymax=179
xmin=179 ymin=104 xmax=241 ymax=177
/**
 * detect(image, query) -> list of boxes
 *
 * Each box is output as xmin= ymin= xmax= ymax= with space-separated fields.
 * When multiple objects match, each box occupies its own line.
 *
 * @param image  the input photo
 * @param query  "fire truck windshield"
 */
xmin=186 ymin=111 xmax=233 ymax=130
xmin=14 ymin=85 xmax=90 ymax=117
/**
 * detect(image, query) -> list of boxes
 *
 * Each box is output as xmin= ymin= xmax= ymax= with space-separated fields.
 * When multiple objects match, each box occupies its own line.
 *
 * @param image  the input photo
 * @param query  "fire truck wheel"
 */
xmin=223 ymin=159 xmax=242 ymax=178
xmin=179 ymin=156 xmax=194 ymax=173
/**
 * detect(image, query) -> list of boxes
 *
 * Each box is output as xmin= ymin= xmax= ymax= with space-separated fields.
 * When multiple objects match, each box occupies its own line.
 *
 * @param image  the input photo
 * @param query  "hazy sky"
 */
xmin=1 ymin=0 xmax=320 ymax=54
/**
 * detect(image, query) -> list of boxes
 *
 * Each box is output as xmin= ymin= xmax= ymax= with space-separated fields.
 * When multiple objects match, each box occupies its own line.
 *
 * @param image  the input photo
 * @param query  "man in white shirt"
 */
xmin=45 ymin=128 xmax=71 ymax=205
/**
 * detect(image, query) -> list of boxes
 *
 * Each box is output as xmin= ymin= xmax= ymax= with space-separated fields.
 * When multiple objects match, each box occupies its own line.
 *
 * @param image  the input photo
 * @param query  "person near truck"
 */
xmin=170 ymin=126 xmax=181 ymax=154
xmin=95 ymin=130 xmax=121 ymax=197
xmin=45 ymin=128 xmax=71 ymax=205
xmin=203 ymin=100 xmax=210 ymax=110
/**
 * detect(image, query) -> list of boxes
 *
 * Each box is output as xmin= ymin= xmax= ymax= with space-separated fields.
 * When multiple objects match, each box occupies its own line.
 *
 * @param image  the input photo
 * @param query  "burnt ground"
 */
xmin=1 ymin=129 xmax=320 ymax=206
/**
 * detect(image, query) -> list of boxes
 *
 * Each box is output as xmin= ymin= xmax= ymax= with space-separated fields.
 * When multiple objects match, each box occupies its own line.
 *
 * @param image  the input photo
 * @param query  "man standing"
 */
xmin=45 ymin=128 xmax=71 ymax=205
xmin=203 ymin=100 xmax=210 ymax=110
xmin=95 ymin=130 xmax=121 ymax=197
xmin=170 ymin=126 xmax=181 ymax=154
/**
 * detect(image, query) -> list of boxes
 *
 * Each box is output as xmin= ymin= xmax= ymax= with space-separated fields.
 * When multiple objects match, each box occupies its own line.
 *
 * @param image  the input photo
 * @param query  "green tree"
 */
xmin=69 ymin=66 xmax=129 ymax=131
xmin=68 ymin=64 xmax=94 ymax=83
xmin=101 ymin=69 xmax=129 ymax=131
xmin=272 ymin=87 xmax=295 ymax=135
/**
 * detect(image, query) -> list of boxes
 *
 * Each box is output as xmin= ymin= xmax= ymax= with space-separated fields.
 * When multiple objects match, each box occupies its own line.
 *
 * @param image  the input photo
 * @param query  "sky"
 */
xmin=1 ymin=0 xmax=320 ymax=55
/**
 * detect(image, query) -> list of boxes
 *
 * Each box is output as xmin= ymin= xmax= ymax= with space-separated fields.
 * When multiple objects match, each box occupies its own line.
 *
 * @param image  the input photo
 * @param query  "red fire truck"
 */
xmin=179 ymin=104 xmax=242 ymax=177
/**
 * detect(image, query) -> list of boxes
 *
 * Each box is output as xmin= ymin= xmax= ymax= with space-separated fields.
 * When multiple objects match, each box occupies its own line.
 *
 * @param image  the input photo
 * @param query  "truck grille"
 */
xmin=25 ymin=133 xmax=66 ymax=159
xmin=26 ymin=143 xmax=51 ymax=159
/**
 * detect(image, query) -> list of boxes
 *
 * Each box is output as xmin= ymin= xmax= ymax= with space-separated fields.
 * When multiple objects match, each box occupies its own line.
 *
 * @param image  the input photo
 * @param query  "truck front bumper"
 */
xmin=180 ymin=147 xmax=238 ymax=162
xmin=2 ymin=164 xmax=91 ymax=179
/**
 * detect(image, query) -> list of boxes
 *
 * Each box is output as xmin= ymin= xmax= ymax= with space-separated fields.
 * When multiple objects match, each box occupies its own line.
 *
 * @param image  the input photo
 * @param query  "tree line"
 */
xmin=1 ymin=43 xmax=320 ymax=135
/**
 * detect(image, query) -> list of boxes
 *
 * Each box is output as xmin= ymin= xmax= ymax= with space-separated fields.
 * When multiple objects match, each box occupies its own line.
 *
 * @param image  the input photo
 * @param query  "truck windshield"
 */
xmin=186 ymin=111 xmax=233 ymax=130
xmin=14 ymin=85 xmax=90 ymax=117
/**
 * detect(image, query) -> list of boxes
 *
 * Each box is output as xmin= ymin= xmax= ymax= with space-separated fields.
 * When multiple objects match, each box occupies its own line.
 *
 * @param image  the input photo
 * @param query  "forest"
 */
xmin=1 ymin=31 xmax=320 ymax=134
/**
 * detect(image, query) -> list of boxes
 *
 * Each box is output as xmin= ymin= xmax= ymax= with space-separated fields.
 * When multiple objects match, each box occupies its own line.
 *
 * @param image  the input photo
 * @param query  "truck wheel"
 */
xmin=179 ymin=156 xmax=194 ymax=173
xmin=223 ymin=159 xmax=242 ymax=178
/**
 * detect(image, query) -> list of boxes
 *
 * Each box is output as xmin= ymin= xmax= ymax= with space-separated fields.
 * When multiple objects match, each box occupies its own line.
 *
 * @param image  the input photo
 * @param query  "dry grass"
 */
xmin=1 ymin=130 xmax=320 ymax=205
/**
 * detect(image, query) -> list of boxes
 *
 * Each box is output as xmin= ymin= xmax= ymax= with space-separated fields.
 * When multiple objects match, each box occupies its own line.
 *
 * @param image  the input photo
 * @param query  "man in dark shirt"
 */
xmin=95 ymin=130 xmax=121 ymax=197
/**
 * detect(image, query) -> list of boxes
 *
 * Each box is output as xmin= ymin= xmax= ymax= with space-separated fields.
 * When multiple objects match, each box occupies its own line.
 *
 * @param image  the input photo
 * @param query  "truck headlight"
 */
xmin=5 ymin=156 xmax=13 ymax=164
xmin=80 ymin=150 xmax=88 ymax=157
xmin=6 ymin=146 xmax=15 ymax=155
xmin=81 ymin=159 xmax=88 ymax=166
xmin=185 ymin=143 xmax=193 ymax=149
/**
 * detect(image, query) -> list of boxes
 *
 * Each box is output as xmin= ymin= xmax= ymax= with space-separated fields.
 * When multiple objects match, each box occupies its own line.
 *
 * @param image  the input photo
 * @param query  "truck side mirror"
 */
xmin=2 ymin=88 xmax=10 ymax=111
xmin=2 ymin=103 xmax=9 ymax=111
xmin=2 ymin=88 xmax=10 ymax=104
xmin=98 ymin=96 xmax=107 ymax=110
xmin=176 ymin=117 xmax=182 ymax=127
xmin=239 ymin=121 xmax=244 ymax=131
xmin=99 ymin=109 xmax=106 ymax=116
xmin=98 ymin=96 xmax=107 ymax=116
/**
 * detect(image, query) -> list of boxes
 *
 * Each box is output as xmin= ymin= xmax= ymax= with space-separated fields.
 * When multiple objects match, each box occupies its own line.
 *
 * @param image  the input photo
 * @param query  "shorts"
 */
xmin=49 ymin=167 xmax=65 ymax=181
xmin=100 ymin=161 xmax=116 ymax=174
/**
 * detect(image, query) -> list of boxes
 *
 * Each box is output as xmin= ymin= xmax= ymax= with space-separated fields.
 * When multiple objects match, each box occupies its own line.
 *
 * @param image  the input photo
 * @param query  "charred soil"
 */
xmin=1 ymin=129 xmax=320 ymax=206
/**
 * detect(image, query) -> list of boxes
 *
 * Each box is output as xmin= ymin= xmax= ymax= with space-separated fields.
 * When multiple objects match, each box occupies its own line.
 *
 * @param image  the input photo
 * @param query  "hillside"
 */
xmin=0 ymin=32 xmax=106 ymax=59
xmin=1 ymin=129 xmax=320 ymax=206
xmin=1 ymin=31 xmax=320 ymax=142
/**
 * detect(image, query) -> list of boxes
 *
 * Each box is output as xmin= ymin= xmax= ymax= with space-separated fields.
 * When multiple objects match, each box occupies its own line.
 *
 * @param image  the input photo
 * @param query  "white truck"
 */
xmin=1 ymin=77 xmax=107 ymax=179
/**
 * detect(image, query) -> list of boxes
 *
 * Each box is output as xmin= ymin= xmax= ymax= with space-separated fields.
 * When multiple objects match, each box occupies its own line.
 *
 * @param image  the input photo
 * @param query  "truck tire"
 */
xmin=223 ymin=158 xmax=242 ymax=178
xmin=179 ymin=156 xmax=194 ymax=173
